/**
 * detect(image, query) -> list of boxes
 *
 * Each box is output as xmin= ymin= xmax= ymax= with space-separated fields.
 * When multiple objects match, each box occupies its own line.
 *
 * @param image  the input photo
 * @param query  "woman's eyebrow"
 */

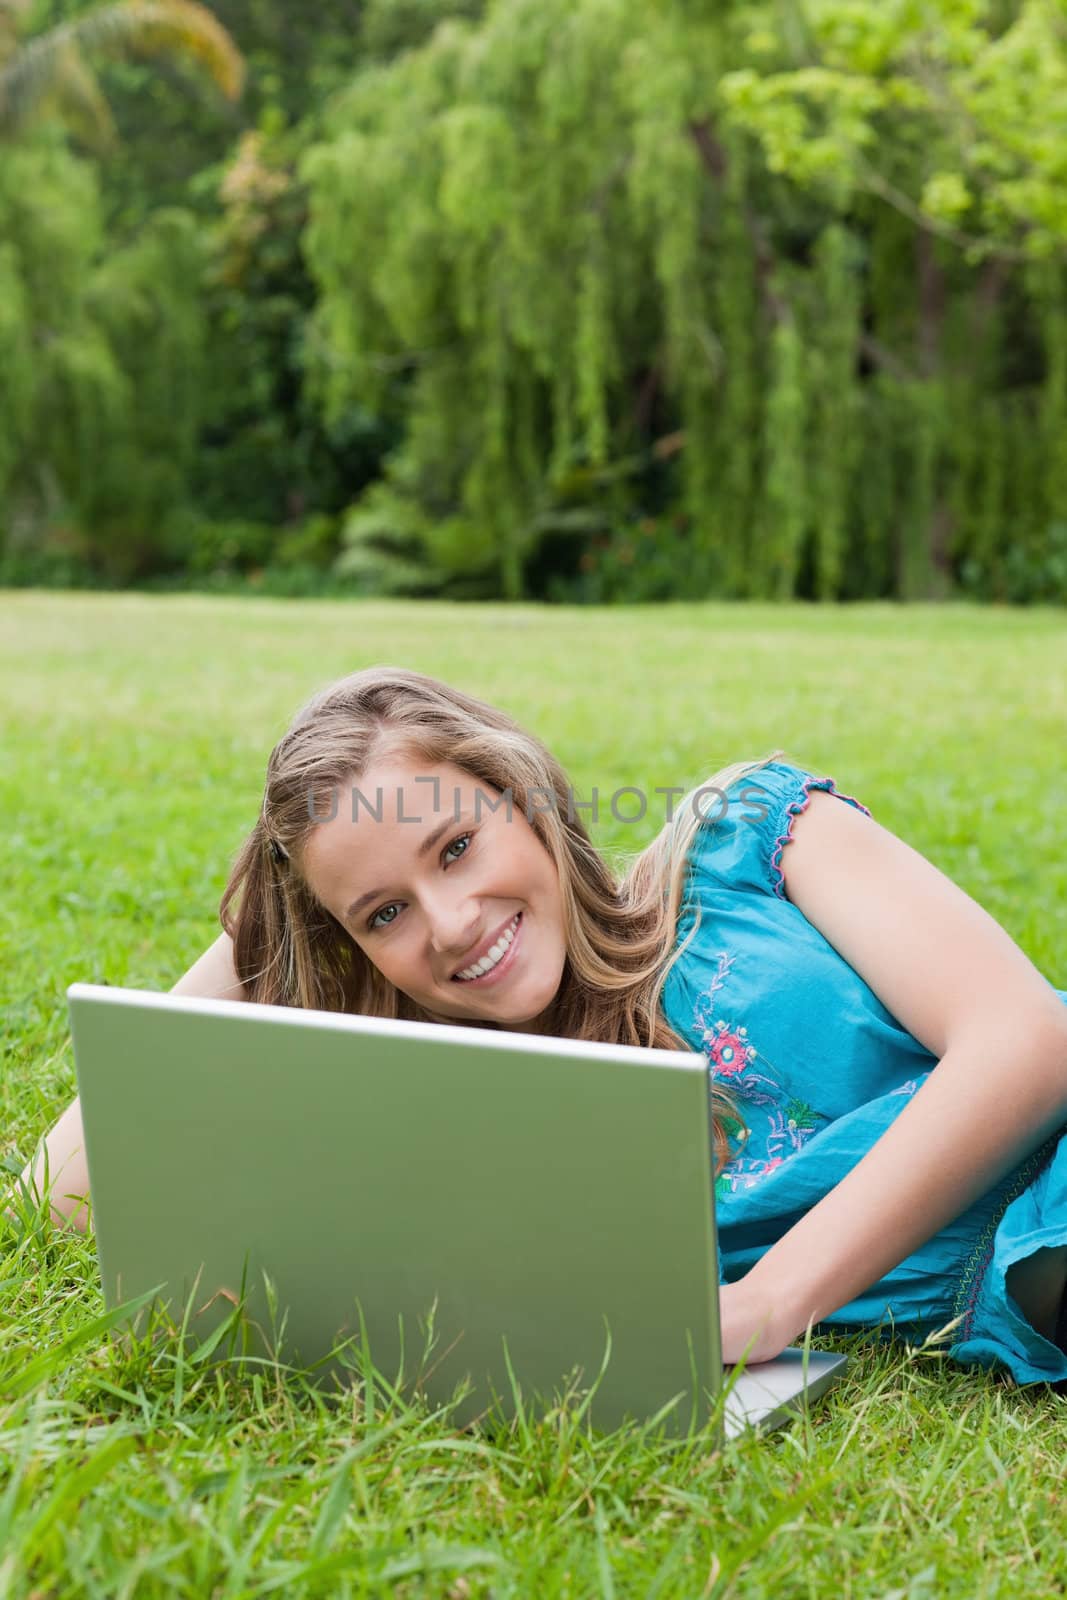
xmin=345 ymin=811 xmax=476 ymax=921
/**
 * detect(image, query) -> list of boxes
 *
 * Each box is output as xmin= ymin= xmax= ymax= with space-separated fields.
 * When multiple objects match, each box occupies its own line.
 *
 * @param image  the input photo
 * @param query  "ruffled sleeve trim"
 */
xmin=769 ymin=774 xmax=874 ymax=901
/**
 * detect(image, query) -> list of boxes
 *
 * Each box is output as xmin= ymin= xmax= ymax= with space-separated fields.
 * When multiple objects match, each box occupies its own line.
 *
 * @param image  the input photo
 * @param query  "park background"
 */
xmin=4 ymin=2 xmax=1067 ymax=1595
xmin=3 ymin=0 xmax=1067 ymax=607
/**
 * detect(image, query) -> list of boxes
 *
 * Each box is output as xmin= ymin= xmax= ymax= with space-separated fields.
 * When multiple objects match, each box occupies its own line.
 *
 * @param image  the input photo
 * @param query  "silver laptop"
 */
xmin=66 ymin=983 xmax=846 ymax=1439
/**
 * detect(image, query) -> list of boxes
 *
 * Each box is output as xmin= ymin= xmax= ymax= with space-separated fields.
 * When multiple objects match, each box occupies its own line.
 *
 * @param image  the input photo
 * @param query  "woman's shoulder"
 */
xmin=169 ymin=930 xmax=250 ymax=1002
xmin=687 ymin=757 xmax=874 ymax=902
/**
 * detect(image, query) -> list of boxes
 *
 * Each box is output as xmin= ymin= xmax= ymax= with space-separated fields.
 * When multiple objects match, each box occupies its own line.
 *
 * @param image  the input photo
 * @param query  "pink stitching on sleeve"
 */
xmin=769 ymin=776 xmax=873 ymax=900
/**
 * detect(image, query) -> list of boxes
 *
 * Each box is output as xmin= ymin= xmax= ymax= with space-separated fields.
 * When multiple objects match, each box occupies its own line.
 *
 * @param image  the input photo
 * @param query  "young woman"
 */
xmin=22 ymin=666 xmax=1067 ymax=1379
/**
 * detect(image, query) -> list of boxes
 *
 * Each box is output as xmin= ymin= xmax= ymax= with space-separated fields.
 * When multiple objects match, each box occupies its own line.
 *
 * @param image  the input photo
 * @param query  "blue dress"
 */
xmin=658 ymin=759 xmax=1067 ymax=1386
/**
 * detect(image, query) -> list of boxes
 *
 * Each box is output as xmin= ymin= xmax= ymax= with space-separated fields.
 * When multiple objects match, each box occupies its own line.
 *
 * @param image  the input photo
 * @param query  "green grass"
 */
xmin=3 ymin=590 xmax=1067 ymax=1597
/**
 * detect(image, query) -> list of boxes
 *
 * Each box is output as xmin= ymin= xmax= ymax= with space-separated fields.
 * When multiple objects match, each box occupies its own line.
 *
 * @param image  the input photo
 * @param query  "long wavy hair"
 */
xmin=219 ymin=666 xmax=786 ymax=1175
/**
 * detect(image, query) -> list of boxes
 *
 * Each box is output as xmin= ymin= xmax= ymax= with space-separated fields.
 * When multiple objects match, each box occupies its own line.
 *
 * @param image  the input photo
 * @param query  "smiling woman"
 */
xmin=19 ymin=664 xmax=1067 ymax=1388
xmin=298 ymin=757 xmax=568 ymax=1033
xmin=223 ymin=665 xmax=773 ymax=1114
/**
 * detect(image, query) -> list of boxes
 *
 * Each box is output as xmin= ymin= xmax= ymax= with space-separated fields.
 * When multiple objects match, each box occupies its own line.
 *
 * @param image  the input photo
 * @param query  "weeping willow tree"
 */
xmin=302 ymin=0 xmax=1067 ymax=603
xmin=302 ymin=4 xmax=741 ymax=600
xmin=0 ymin=0 xmax=243 ymax=578
xmin=0 ymin=134 xmax=207 ymax=579
xmin=708 ymin=0 xmax=1067 ymax=604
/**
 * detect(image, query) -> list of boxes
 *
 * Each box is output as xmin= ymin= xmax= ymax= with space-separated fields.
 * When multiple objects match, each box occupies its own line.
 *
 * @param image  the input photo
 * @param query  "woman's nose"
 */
xmin=426 ymin=897 xmax=480 ymax=956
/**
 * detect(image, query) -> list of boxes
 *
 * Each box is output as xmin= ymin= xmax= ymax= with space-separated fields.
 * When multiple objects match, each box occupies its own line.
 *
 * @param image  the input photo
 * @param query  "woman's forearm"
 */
xmin=15 ymin=1095 xmax=90 ymax=1232
xmin=747 ymin=1011 xmax=1067 ymax=1335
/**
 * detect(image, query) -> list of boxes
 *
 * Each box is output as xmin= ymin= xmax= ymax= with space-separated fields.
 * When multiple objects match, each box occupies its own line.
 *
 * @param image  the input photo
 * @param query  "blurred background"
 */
xmin=2 ymin=0 xmax=1066 ymax=607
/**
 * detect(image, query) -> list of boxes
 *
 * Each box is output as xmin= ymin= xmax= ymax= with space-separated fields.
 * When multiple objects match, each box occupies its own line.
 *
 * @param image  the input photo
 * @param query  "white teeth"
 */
xmin=455 ymin=915 xmax=520 ymax=981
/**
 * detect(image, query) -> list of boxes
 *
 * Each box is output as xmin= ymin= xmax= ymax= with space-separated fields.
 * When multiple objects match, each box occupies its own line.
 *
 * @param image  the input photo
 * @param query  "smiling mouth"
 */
xmin=450 ymin=911 xmax=523 ymax=983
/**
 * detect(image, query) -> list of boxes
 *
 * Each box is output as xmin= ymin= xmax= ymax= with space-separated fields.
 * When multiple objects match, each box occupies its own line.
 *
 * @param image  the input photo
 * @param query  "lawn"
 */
xmin=2 ymin=590 xmax=1067 ymax=1597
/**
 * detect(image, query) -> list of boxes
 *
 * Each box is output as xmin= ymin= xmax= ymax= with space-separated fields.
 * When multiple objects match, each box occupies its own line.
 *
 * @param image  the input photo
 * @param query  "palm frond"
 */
xmin=35 ymin=40 xmax=118 ymax=151
xmin=0 ymin=0 xmax=244 ymax=137
xmin=0 ymin=0 xmax=32 ymax=70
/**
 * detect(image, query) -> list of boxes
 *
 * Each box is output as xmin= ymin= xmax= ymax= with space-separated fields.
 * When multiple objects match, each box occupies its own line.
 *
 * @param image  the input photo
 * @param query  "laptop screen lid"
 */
xmin=66 ymin=983 xmax=843 ymax=1436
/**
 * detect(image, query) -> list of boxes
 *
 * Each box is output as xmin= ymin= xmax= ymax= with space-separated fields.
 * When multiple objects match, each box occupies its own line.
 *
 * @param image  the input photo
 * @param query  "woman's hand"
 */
xmin=718 ymin=1274 xmax=804 ymax=1366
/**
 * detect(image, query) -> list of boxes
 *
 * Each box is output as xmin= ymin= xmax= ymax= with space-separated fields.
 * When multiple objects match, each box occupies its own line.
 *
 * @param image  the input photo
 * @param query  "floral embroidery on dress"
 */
xmin=784 ymin=1097 xmax=820 ymax=1132
xmin=696 ymin=954 xmax=826 ymax=1198
xmin=705 ymin=1018 xmax=757 ymax=1077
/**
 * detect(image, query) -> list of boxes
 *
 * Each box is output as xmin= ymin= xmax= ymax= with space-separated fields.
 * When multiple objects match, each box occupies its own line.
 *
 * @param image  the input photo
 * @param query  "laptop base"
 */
xmin=723 ymin=1348 xmax=847 ymax=1438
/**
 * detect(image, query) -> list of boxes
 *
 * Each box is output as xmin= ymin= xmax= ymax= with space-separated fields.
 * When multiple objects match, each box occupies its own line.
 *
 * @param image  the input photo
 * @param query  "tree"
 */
xmin=300 ymin=0 xmax=1067 ymax=603
xmin=0 ymin=0 xmax=244 ymax=145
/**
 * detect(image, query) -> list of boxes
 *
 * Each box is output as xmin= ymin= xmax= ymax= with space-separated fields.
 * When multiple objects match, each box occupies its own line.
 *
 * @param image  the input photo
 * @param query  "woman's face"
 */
xmin=301 ymin=757 xmax=569 ymax=1032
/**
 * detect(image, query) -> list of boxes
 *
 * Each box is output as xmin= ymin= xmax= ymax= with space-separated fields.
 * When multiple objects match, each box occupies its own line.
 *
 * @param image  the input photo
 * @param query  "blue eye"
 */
xmin=367 ymin=831 xmax=473 ymax=931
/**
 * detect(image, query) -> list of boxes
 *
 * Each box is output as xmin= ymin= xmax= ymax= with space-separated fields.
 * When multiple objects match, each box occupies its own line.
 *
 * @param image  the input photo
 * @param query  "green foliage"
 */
xmin=334 ymin=480 xmax=502 ymax=599
xmin=988 ymin=520 xmax=1067 ymax=604
xmin=0 ymin=135 xmax=208 ymax=582
xmin=0 ymin=241 xmax=34 ymax=502
xmin=295 ymin=0 xmax=1067 ymax=604
xmin=704 ymin=126 xmax=760 ymax=599
xmin=0 ymin=0 xmax=244 ymax=142
xmin=807 ymin=223 xmax=862 ymax=600
xmin=720 ymin=0 xmax=1067 ymax=259
xmin=174 ymin=513 xmax=276 ymax=575
xmin=761 ymin=309 xmax=808 ymax=600
xmin=86 ymin=208 xmax=207 ymax=563
xmin=4 ymin=0 xmax=1067 ymax=602
xmin=192 ymin=127 xmax=382 ymax=529
xmin=335 ymin=482 xmax=447 ymax=597
xmin=548 ymin=512 xmax=708 ymax=604
xmin=359 ymin=0 xmax=487 ymax=59
xmin=301 ymin=0 xmax=673 ymax=599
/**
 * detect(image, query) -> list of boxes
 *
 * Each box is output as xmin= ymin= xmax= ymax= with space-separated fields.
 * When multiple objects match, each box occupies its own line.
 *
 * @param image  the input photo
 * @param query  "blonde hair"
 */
xmin=219 ymin=666 xmax=785 ymax=1176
